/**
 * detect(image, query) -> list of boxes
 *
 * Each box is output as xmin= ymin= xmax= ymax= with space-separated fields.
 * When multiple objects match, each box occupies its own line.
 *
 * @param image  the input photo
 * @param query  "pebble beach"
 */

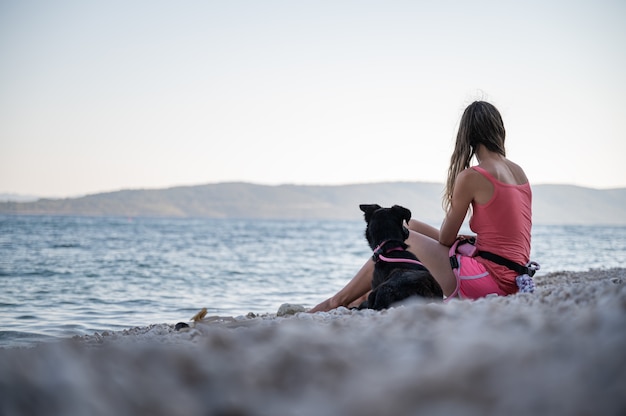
xmin=1 ymin=268 xmax=625 ymax=416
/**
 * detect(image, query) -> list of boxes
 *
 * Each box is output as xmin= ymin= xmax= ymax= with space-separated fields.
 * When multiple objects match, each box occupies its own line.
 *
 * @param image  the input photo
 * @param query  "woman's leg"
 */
xmin=405 ymin=229 xmax=457 ymax=296
xmin=309 ymin=259 xmax=374 ymax=313
xmin=408 ymin=219 xmax=440 ymax=241
xmin=309 ymin=220 xmax=457 ymax=312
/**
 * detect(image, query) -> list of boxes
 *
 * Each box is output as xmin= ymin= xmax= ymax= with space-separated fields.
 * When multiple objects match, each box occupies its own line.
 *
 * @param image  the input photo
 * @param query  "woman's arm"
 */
xmin=439 ymin=169 xmax=476 ymax=246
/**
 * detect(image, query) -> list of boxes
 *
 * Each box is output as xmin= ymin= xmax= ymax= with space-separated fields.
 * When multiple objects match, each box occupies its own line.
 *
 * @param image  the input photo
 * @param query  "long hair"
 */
xmin=444 ymin=101 xmax=506 ymax=211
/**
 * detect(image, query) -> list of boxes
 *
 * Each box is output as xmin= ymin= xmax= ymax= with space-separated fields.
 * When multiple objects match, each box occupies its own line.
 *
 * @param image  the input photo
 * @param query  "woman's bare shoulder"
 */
xmin=475 ymin=159 xmax=528 ymax=185
xmin=459 ymin=167 xmax=494 ymax=204
xmin=459 ymin=166 xmax=490 ymax=184
xmin=505 ymin=160 xmax=529 ymax=185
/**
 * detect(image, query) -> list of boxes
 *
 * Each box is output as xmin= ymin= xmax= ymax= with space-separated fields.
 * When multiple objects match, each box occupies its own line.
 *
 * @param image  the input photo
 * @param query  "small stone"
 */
xmin=174 ymin=322 xmax=190 ymax=331
xmin=277 ymin=303 xmax=306 ymax=316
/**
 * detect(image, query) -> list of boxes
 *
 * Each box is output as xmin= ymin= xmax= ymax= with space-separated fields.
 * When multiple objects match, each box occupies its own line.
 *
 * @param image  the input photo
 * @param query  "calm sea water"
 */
xmin=1 ymin=215 xmax=625 ymax=347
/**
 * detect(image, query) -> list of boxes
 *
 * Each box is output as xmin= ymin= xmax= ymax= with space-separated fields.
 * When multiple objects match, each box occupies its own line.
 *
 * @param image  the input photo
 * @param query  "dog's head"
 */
xmin=359 ymin=204 xmax=412 ymax=250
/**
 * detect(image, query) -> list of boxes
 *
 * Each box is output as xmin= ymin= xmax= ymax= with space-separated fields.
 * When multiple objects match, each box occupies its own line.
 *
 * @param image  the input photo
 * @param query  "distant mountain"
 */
xmin=0 ymin=182 xmax=625 ymax=225
xmin=531 ymin=185 xmax=626 ymax=225
xmin=0 ymin=193 xmax=40 ymax=202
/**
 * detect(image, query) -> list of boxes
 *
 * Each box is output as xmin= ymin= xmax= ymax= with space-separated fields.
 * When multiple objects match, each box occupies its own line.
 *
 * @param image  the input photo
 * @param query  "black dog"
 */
xmin=358 ymin=204 xmax=443 ymax=310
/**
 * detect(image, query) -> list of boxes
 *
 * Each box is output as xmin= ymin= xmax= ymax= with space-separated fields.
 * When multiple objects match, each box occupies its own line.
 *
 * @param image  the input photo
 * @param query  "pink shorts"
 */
xmin=454 ymin=255 xmax=508 ymax=299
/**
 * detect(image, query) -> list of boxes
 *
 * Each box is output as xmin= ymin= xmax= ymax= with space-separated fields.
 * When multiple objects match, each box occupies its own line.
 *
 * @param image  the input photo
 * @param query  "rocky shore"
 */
xmin=1 ymin=269 xmax=625 ymax=416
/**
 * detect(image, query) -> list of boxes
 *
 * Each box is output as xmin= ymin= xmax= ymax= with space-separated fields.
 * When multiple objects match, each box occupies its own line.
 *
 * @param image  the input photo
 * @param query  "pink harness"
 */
xmin=447 ymin=237 xmax=539 ymax=301
xmin=372 ymin=241 xmax=424 ymax=267
xmin=445 ymin=239 xmax=467 ymax=301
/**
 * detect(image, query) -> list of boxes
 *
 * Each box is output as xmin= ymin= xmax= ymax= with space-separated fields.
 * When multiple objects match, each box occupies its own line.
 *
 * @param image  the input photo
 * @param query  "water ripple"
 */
xmin=1 ymin=215 xmax=625 ymax=347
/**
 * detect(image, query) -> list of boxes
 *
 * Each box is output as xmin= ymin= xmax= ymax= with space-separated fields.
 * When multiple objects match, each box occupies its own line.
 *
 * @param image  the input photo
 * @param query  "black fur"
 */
xmin=358 ymin=204 xmax=443 ymax=310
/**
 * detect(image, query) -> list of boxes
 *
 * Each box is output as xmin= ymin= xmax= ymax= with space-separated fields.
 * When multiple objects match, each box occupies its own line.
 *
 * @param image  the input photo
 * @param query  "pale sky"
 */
xmin=1 ymin=0 xmax=625 ymax=198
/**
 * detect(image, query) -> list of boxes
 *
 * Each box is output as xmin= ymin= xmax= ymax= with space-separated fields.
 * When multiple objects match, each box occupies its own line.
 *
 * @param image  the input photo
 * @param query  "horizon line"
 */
xmin=2 ymin=180 xmax=625 ymax=202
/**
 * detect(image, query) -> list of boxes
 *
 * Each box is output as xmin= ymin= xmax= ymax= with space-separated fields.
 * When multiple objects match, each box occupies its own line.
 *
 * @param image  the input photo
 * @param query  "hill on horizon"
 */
xmin=1 ymin=181 xmax=625 ymax=225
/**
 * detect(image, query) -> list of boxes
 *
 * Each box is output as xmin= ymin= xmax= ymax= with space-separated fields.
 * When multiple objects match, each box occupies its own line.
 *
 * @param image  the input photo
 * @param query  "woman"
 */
xmin=310 ymin=101 xmax=532 ymax=312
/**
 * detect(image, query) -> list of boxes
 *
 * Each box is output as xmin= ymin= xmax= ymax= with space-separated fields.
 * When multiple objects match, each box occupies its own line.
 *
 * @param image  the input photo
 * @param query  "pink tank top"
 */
xmin=469 ymin=166 xmax=532 ymax=294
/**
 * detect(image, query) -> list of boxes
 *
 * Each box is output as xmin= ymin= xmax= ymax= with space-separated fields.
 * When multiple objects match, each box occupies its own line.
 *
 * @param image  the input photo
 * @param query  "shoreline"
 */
xmin=1 ymin=268 xmax=625 ymax=415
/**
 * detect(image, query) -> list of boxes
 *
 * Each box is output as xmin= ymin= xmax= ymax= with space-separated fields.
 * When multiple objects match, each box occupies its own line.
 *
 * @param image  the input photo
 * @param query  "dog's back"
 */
xmin=359 ymin=204 xmax=443 ymax=310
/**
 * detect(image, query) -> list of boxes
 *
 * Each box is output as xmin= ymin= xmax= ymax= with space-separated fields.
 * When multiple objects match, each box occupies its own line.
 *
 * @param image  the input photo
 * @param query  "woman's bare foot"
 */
xmin=308 ymin=298 xmax=336 ymax=313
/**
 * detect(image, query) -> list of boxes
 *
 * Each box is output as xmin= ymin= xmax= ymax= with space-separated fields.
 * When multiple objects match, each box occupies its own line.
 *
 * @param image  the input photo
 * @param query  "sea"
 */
xmin=1 ymin=215 xmax=625 ymax=348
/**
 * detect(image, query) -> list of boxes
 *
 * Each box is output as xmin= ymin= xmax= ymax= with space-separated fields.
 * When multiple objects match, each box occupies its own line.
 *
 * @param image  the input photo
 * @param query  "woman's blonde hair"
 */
xmin=444 ymin=101 xmax=506 ymax=211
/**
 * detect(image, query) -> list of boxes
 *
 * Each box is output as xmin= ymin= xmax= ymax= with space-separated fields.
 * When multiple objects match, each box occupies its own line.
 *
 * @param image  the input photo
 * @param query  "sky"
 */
xmin=1 ymin=0 xmax=625 ymax=198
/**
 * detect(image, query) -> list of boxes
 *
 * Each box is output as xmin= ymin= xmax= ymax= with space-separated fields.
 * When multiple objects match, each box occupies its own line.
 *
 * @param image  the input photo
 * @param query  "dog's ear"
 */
xmin=391 ymin=205 xmax=412 ymax=223
xmin=359 ymin=204 xmax=381 ymax=222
